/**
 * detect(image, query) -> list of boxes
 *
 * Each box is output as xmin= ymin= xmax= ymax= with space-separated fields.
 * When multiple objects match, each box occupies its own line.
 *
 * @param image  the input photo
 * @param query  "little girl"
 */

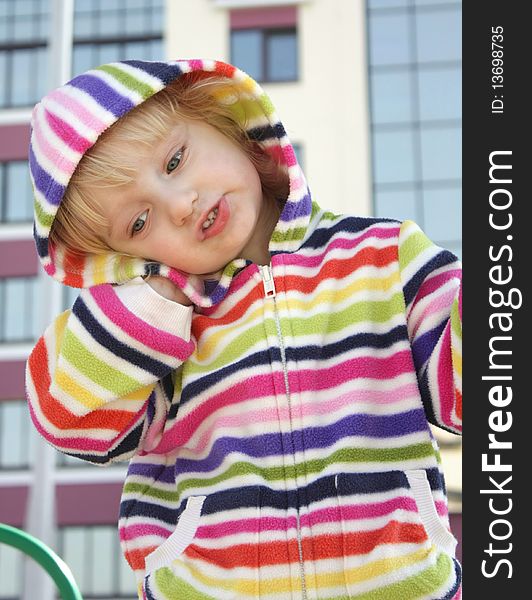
xmin=27 ymin=59 xmax=462 ymax=600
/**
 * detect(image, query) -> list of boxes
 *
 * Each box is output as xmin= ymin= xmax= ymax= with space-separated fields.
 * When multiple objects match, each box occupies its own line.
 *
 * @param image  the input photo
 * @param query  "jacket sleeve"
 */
xmin=25 ymin=277 xmax=195 ymax=464
xmin=398 ymin=221 xmax=462 ymax=434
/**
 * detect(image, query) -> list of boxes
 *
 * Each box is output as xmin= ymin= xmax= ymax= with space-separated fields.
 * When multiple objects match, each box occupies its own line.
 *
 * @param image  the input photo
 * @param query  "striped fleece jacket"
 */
xmin=26 ymin=60 xmax=462 ymax=600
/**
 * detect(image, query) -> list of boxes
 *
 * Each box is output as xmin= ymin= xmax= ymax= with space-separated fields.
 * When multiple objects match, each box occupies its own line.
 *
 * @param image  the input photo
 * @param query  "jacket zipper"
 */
xmin=259 ymin=264 xmax=309 ymax=600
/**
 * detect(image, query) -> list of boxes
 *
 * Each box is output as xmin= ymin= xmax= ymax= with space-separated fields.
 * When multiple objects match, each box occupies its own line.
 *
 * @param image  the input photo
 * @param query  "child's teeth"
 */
xmin=202 ymin=207 xmax=219 ymax=230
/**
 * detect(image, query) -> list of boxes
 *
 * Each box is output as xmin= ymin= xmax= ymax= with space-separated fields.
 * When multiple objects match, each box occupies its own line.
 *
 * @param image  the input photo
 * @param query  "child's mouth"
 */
xmin=202 ymin=207 xmax=219 ymax=230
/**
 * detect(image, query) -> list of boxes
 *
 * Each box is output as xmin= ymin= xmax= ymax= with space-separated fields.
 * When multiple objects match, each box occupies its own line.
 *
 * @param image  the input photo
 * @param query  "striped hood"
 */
xmin=29 ymin=59 xmax=311 ymax=307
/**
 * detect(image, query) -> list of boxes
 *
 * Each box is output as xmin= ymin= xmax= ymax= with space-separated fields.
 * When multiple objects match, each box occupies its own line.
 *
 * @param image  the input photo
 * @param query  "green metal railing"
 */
xmin=0 ymin=523 xmax=83 ymax=600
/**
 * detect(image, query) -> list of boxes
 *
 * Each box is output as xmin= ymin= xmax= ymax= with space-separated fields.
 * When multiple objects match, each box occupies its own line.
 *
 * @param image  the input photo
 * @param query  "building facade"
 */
xmin=0 ymin=1 xmax=461 ymax=598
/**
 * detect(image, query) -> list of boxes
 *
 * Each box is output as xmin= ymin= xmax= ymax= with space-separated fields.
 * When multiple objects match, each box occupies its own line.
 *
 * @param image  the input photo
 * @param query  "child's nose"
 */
xmin=167 ymin=189 xmax=198 ymax=225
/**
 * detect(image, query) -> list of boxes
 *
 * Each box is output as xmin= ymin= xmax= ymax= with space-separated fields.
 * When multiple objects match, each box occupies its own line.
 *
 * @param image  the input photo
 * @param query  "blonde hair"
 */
xmin=50 ymin=73 xmax=290 ymax=256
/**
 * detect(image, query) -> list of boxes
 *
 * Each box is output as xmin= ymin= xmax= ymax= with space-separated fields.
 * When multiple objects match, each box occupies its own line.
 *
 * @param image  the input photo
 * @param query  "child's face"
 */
xmin=92 ymin=118 xmax=271 ymax=276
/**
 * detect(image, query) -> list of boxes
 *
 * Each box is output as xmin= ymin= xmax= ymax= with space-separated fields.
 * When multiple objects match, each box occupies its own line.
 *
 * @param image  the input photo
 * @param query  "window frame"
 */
xmin=231 ymin=25 xmax=299 ymax=84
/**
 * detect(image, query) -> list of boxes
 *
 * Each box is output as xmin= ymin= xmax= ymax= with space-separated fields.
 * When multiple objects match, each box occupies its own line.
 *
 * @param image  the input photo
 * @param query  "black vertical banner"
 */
xmin=463 ymin=2 xmax=527 ymax=596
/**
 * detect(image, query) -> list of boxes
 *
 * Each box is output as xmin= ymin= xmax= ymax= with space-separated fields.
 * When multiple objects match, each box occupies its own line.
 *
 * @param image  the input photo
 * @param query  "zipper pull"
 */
xmin=259 ymin=264 xmax=276 ymax=298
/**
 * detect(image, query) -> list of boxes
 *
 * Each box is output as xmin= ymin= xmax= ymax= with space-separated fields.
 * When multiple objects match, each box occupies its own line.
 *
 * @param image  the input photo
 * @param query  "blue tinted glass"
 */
xmin=90 ymin=528 xmax=115 ymax=594
xmin=416 ymin=8 xmax=461 ymax=63
xmin=0 ymin=13 xmax=6 ymax=42
xmin=374 ymin=188 xmax=418 ymax=221
xmin=31 ymin=278 xmax=45 ymax=340
xmin=371 ymin=69 xmax=413 ymax=124
xmin=231 ymin=30 xmax=263 ymax=81
xmin=74 ymin=9 xmax=93 ymax=38
xmin=125 ymin=9 xmax=146 ymax=36
xmin=6 ymin=162 xmax=33 ymax=222
xmin=267 ymin=31 xmax=297 ymax=81
xmin=373 ymin=129 xmax=416 ymax=183
xmin=97 ymin=43 xmax=122 ymax=65
xmin=418 ymin=66 xmax=461 ymax=121
xmin=148 ymin=39 xmax=163 ymax=60
xmin=420 ymin=126 xmax=461 ymax=180
xmin=0 ymin=53 xmax=6 ymax=107
xmin=369 ymin=13 xmax=411 ymax=66
xmin=369 ymin=0 xmax=408 ymax=7
xmin=3 ymin=278 xmax=26 ymax=341
xmin=13 ymin=15 xmax=34 ymax=41
xmin=0 ymin=544 xmax=22 ymax=596
xmin=416 ymin=0 xmax=461 ymax=5
xmin=422 ymin=186 xmax=461 ymax=243
xmin=63 ymin=528 xmax=88 ymax=592
xmin=11 ymin=48 xmax=36 ymax=105
xmin=98 ymin=10 xmax=122 ymax=36
xmin=73 ymin=44 xmax=95 ymax=76
xmin=36 ymin=45 xmax=48 ymax=106
xmin=14 ymin=0 xmax=39 ymax=15
xmin=150 ymin=6 xmax=163 ymax=33
xmin=0 ymin=401 xmax=27 ymax=467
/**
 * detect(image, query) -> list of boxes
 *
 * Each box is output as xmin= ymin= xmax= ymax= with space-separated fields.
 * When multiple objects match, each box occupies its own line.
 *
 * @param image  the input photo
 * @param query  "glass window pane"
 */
xmin=62 ymin=528 xmax=88 ymax=592
xmin=0 ymin=544 xmax=23 ymax=597
xmin=13 ymin=0 xmax=36 ymax=16
xmin=3 ymin=278 xmax=26 ymax=341
xmin=13 ymin=15 xmax=34 ymax=41
xmin=73 ymin=9 xmax=93 ymax=38
xmin=418 ymin=66 xmax=461 ymax=121
xmin=125 ymin=9 xmax=147 ymax=36
xmin=150 ymin=5 xmax=163 ymax=33
xmin=90 ymin=528 xmax=115 ymax=594
xmin=119 ymin=543 xmax=137 ymax=594
xmin=369 ymin=12 xmax=411 ymax=66
xmin=36 ymin=45 xmax=49 ymax=103
xmin=416 ymin=8 xmax=461 ymax=63
xmin=420 ymin=125 xmax=461 ymax=180
xmin=11 ymin=49 xmax=34 ymax=105
xmin=148 ymin=38 xmax=163 ymax=61
xmin=31 ymin=277 xmax=45 ymax=339
xmin=422 ymin=186 xmax=461 ymax=243
xmin=371 ymin=69 xmax=413 ymax=124
xmin=369 ymin=0 xmax=408 ymax=7
xmin=373 ymin=129 xmax=416 ymax=183
xmin=231 ymin=30 xmax=263 ymax=81
xmin=6 ymin=162 xmax=33 ymax=222
xmin=267 ymin=31 xmax=297 ymax=81
xmin=374 ymin=188 xmax=418 ymax=222
xmin=97 ymin=42 xmax=122 ymax=65
xmin=98 ymin=9 xmax=122 ymax=37
xmin=0 ymin=12 xmax=7 ymax=42
xmin=0 ymin=401 xmax=30 ymax=468
xmin=73 ymin=44 xmax=95 ymax=77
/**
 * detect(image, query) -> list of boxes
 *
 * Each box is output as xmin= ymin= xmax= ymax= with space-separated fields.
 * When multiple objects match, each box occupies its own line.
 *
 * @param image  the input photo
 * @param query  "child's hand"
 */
xmin=145 ymin=276 xmax=193 ymax=306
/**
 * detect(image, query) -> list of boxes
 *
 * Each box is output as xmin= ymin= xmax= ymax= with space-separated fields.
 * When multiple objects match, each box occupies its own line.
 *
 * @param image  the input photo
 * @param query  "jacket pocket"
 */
xmin=144 ymin=495 xmax=206 ymax=577
xmin=405 ymin=469 xmax=457 ymax=556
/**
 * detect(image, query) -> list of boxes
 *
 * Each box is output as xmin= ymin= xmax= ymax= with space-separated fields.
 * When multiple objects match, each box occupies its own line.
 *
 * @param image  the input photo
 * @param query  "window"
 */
xmin=59 ymin=525 xmax=137 ymax=599
xmin=0 ymin=399 xmax=37 ymax=469
xmin=231 ymin=27 xmax=297 ymax=82
xmin=230 ymin=6 xmax=298 ymax=83
xmin=0 ymin=276 xmax=41 ymax=343
xmin=72 ymin=0 xmax=164 ymax=77
xmin=367 ymin=0 xmax=462 ymax=255
xmin=0 ymin=161 xmax=34 ymax=224
xmin=0 ymin=543 xmax=23 ymax=599
xmin=0 ymin=0 xmax=49 ymax=108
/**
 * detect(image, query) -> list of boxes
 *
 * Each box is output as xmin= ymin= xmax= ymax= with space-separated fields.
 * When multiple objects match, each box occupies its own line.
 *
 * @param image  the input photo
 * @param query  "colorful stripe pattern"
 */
xmin=27 ymin=214 xmax=462 ymax=599
xmin=26 ymin=60 xmax=462 ymax=599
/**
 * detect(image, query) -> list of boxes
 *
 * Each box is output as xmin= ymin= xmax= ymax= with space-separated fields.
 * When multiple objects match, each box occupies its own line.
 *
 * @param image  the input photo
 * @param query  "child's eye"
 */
xmin=131 ymin=210 xmax=148 ymax=236
xmin=166 ymin=147 xmax=185 ymax=173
